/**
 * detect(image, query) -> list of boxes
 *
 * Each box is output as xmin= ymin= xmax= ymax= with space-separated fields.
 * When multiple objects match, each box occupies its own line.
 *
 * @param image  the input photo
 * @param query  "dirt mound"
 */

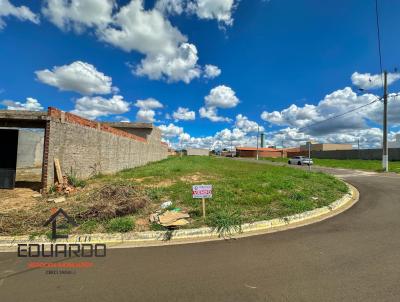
xmin=78 ymin=184 xmax=149 ymax=220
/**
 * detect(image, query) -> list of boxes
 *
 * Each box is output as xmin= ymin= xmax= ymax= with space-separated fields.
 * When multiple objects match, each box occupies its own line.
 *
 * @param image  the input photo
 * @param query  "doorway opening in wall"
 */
xmin=15 ymin=129 xmax=45 ymax=190
xmin=0 ymin=128 xmax=45 ymax=213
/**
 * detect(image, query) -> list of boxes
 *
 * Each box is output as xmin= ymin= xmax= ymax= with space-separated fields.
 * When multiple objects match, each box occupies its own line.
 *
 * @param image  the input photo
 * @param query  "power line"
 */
xmin=375 ymin=0 xmax=384 ymax=91
xmin=297 ymin=96 xmax=382 ymax=132
xmin=273 ymin=93 xmax=399 ymax=136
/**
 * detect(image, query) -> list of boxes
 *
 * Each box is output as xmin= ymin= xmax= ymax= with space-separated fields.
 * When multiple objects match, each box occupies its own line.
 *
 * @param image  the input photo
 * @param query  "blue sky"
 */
xmin=1 ymin=0 xmax=400 ymax=149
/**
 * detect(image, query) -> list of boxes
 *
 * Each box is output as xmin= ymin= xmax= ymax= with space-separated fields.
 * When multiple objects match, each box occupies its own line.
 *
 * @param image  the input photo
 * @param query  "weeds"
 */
xmin=78 ymin=184 xmax=149 ymax=220
xmin=206 ymin=209 xmax=243 ymax=238
xmin=149 ymin=223 xmax=167 ymax=231
xmin=78 ymin=220 xmax=99 ymax=233
xmin=106 ymin=217 xmax=134 ymax=233
xmin=67 ymin=169 xmax=86 ymax=188
xmin=48 ymin=185 xmax=56 ymax=194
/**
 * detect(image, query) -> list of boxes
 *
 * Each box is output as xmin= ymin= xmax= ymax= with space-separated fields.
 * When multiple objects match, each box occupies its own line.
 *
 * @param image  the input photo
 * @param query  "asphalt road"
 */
xmin=1 ymin=163 xmax=400 ymax=302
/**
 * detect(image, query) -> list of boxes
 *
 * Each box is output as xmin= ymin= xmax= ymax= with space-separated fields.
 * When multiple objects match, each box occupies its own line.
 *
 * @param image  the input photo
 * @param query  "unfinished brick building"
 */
xmin=0 ymin=107 xmax=168 ymax=191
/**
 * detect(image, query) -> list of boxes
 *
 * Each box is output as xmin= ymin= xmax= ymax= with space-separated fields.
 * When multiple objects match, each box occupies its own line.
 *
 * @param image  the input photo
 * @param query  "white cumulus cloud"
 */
xmin=0 ymin=0 xmax=39 ymax=30
xmin=136 ymin=109 xmax=156 ymax=123
xmin=172 ymin=107 xmax=195 ymax=121
xmin=155 ymin=0 xmax=238 ymax=27
xmin=204 ymin=64 xmax=221 ymax=79
xmin=35 ymin=61 xmax=116 ymax=95
xmin=205 ymin=85 xmax=239 ymax=108
xmin=42 ymin=0 xmax=114 ymax=33
xmin=199 ymin=106 xmax=231 ymax=122
xmin=199 ymin=85 xmax=238 ymax=122
xmin=159 ymin=123 xmax=184 ymax=138
xmin=134 ymin=97 xmax=164 ymax=123
xmin=235 ymin=114 xmax=264 ymax=133
xmin=351 ymin=72 xmax=400 ymax=90
xmin=261 ymin=87 xmax=379 ymax=135
xmin=155 ymin=0 xmax=185 ymax=15
xmin=1 ymin=97 xmax=43 ymax=111
xmin=189 ymin=0 xmax=237 ymax=26
xmin=259 ymin=73 xmax=400 ymax=148
xmin=135 ymin=43 xmax=201 ymax=83
xmin=134 ymin=98 xmax=163 ymax=110
xmin=41 ymin=0 xmax=222 ymax=83
xmin=71 ymin=95 xmax=130 ymax=120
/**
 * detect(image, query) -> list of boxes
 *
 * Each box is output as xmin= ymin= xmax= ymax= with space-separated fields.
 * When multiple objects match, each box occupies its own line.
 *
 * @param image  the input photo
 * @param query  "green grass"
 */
xmin=206 ymin=209 xmax=243 ymax=238
xmin=262 ymin=157 xmax=400 ymax=173
xmin=94 ymin=156 xmax=348 ymax=225
xmin=105 ymin=217 xmax=134 ymax=233
xmin=1 ymin=156 xmax=349 ymax=236
xmin=78 ymin=220 xmax=99 ymax=234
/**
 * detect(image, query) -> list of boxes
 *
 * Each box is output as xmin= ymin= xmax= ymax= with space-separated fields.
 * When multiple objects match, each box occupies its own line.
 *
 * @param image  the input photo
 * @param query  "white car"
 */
xmin=288 ymin=156 xmax=314 ymax=166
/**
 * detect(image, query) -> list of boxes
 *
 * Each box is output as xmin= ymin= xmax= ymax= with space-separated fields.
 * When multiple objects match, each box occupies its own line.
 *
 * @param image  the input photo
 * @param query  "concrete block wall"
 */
xmin=43 ymin=108 xmax=168 ymax=188
xmin=310 ymin=148 xmax=400 ymax=160
xmin=286 ymin=148 xmax=400 ymax=160
xmin=186 ymin=148 xmax=209 ymax=156
xmin=16 ymin=129 xmax=44 ymax=168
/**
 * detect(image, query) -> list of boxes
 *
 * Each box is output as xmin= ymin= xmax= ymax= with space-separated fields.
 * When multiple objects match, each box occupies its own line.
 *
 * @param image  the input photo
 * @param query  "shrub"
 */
xmin=106 ymin=217 xmax=134 ymax=233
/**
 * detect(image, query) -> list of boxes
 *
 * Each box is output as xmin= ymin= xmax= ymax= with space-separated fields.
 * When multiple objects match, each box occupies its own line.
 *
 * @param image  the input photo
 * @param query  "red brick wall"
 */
xmin=47 ymin=107 xmax=147 ymax=143
xmin=259 ymin=151 xmax=283 ymax=158
xmin=237 ymin=150 xmax=283 ymax=158
xmin=41 ymin=120 xmax=51 ymax=191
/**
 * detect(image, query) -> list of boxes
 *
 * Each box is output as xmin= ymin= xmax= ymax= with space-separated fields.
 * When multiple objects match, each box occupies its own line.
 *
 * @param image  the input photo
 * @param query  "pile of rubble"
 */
xmin=55 ymin=175 xmax=77 ymax=195
xmin=150 ymin=201 xmax=190 ymax=228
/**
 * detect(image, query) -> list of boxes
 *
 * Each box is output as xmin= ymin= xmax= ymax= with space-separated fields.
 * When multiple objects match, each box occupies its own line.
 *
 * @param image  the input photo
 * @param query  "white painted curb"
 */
xmin=0 ymin=182 xmax=358 ymax=252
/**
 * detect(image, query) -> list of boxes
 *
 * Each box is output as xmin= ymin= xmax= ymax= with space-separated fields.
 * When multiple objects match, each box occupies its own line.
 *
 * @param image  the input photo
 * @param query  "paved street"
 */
xmin=1 ymin=163 xmax=400 ymax=301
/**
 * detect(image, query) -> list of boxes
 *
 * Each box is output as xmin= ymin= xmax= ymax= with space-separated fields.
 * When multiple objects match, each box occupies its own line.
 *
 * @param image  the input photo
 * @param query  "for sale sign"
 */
xmin=192 ymin=185 xmax=212 ymax=199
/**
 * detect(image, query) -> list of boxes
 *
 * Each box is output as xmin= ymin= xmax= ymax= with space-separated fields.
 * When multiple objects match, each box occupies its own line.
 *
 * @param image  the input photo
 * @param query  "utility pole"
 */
xmin=308 ymin=141 xmax=311 ymax=172
xmin=230 ymin=137 xmax=233 ymax=157
xmin=383 ymin=71 xmax=388 ymax=172
xmin=256 ymin=126 xmax=260 ymax=160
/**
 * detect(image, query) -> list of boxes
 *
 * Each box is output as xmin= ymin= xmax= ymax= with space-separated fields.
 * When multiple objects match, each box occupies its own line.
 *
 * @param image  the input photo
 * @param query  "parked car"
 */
xmin=288 ymin=156 xmax=313 ymax=166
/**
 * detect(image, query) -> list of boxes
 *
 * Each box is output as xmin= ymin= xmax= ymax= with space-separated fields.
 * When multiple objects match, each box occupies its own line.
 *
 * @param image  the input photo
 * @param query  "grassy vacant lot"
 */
xmin=263 ymin=157 xmax=400 ymax=173
xmin=0 ymin=157 xmax=348 ymax=236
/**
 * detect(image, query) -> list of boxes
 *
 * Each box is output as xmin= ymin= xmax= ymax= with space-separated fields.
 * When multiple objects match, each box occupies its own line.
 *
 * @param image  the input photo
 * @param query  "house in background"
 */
xmin=186 ymin=148 xmax=210 ymax=156
xmin=389 ymin=134 xmax=400 ymax=148
xmin=236 ymin=147 xmax=281 ymax=158
xmin=300 ymin=142 xmax=353 ymax=151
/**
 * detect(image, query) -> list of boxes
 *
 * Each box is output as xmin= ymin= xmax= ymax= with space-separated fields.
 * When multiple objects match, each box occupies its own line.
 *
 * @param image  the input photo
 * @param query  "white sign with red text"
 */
xmin=192 ymin=185 xmax=212 ymax=199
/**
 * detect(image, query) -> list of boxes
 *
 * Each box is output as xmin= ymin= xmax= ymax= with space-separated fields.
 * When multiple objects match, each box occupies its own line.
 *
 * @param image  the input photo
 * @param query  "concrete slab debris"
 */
xmin=54 ymin=197 xmax=66 ymax=203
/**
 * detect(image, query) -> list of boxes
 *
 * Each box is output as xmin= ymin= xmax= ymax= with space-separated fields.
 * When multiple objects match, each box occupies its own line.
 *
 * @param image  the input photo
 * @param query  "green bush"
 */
xmin=105 ymin=217 xmax=134 ymax=233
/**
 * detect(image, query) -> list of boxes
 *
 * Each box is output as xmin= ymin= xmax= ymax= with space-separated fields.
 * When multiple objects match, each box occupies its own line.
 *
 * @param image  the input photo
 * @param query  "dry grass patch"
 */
xmin=77 ymin=184 xmax=149 ymax=220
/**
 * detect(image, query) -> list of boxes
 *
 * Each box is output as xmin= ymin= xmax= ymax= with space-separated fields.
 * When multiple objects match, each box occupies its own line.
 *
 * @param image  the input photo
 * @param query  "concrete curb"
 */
xmin=0 ymin=182 xmax=358 ymax=252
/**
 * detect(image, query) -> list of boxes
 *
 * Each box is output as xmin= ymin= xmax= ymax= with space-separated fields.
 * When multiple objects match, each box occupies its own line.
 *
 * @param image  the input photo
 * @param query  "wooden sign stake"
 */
xmin=202 ymin=198 xmax=206 ymax=218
